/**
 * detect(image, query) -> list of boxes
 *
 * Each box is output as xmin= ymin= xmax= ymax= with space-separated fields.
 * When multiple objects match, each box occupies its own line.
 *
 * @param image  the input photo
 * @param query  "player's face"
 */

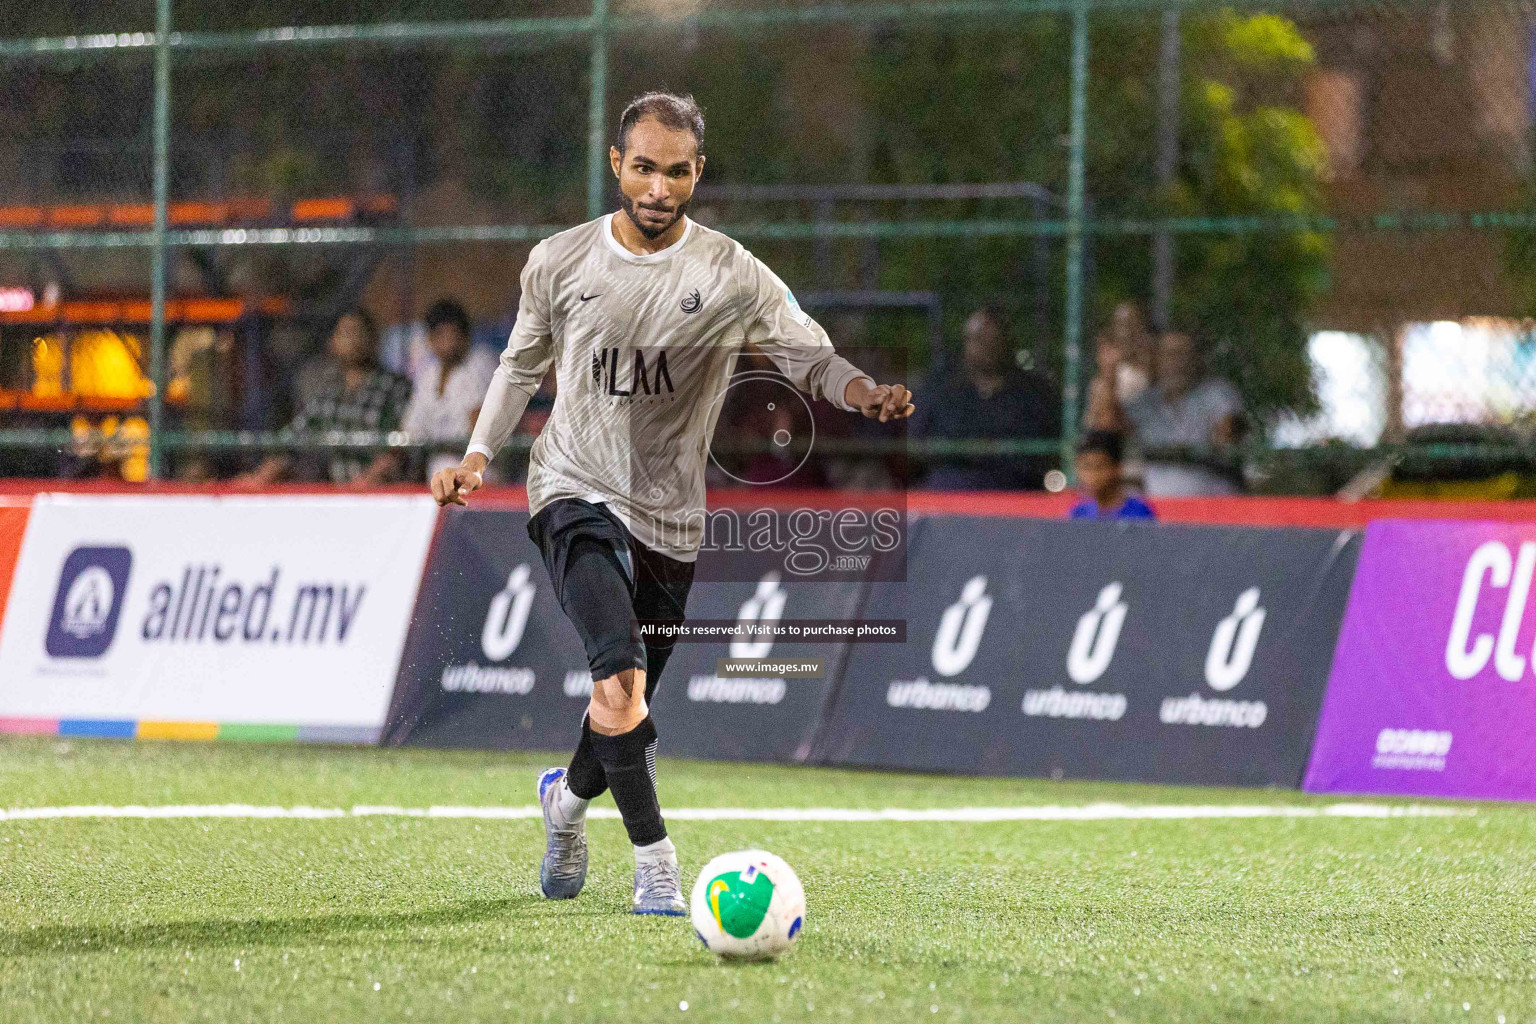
xmin=610 ymin=117 xmax=704 ymax=240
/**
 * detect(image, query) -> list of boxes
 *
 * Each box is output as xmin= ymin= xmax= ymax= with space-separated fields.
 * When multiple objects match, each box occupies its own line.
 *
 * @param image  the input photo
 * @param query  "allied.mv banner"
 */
xmin=0 ymin=494 xmax=437 ymax=738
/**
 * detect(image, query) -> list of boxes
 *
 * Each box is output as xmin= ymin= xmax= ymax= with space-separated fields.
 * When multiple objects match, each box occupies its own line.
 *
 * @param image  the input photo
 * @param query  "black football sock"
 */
xmin=590 ymin=715 xmax=666 ymax=847
xmin=564 ymin=715 xmax=607 ymax=801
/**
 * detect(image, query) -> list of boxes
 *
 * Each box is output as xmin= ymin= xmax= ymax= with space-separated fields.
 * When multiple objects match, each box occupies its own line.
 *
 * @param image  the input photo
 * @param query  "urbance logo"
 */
xmin=1022 ymin=581 xmax=1130 ymax=720
xmin=932 ymin=575 xmax=991 ymax=677
xmin=481 ymin=565 xmax=536 ymax=662
xmin=886 ymin=678 xmax=991 ymax=712
xmin=46 ymin=546 xmax=132 ymax=658
xmin=440 ymin=564 xmax=539 ymax=697
xmin=1204 ymin=587 xmax=1266 ymax=691
xmin=682 ymin=573 xmax=790 ymax=707
xmin=1160 ymin=587 xmax=1270 ymax=729
xmin=731 ymin=573 xmax=787 ymax=660
xmin=887 ymin=576 xmax=994 ymax=714
xmin=1067 ymin=582 xmax=1127 ymax=684
xmin=688 ymin=675 xmax=786 ymax=705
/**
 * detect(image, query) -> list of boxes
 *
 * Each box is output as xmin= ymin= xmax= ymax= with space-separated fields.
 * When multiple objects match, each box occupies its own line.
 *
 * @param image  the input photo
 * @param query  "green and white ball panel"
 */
xmin=690 ymin=850 xmax=806 ymax=960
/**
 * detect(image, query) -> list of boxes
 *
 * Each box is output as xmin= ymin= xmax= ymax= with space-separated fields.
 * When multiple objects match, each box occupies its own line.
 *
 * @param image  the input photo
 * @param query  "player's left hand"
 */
xmin=853 ymin=382 xmax=915 ymax=423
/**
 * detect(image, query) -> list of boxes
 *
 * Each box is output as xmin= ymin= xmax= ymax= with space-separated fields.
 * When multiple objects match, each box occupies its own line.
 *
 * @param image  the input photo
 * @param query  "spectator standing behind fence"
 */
xmin=910 ymin=305 xmax=1060 ymax=490
xmin=402 ymin=299 xmax=499 ymax=481
xmin=236 ymin=308 xmax=412 ymax=488
xmin=1087 ymin=329 xmax=1243 ymax=496
xmin=1069 ymin=430 xmax=1155 ymax=520
xmin=1086 ymin=303 xmax=1154 ymax=488
xmin=379 ymin=276 xmax=432 ymax=384
xmin=1101 ymin=300 xmax=1153 ymax=407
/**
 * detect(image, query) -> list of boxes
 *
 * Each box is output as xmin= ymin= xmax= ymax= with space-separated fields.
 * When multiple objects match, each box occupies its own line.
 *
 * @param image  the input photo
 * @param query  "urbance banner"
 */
xmin=387 ymin=507 xmax=868 ymax=762
xmin=0 ymin=494 xmax=437 ymax=736
xmin=813 ymin=517 xmax=1360 ymax=787
xmin=649 ymin=571 xmax=866 ymax=763
xmin=384 ymin=509 xmax=592 ymax=751
xmin=1306 ymin=519 xmax=1536 ymax=801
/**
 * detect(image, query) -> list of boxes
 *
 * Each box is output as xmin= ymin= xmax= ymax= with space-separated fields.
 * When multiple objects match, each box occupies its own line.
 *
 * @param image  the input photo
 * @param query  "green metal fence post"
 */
xmin=148 ymin=0 xmax=172 ymax=480
xmin=1060 ymin=0 xmax=1089 ymax=478
xmin=586 ymin=0 xmax=609 ymax=221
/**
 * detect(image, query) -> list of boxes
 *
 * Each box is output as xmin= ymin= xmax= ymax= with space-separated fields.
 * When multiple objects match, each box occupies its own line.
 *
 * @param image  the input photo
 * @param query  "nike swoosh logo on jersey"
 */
xmin=580 ymin=292 xmax=602 ymax=301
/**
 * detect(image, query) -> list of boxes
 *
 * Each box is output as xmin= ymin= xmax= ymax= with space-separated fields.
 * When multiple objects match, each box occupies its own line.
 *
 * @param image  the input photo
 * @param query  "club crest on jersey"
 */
xmin=592 ymin=346 xmax=675 ymax=399
xmin=680 ymin=288 xmax=702 ymax=314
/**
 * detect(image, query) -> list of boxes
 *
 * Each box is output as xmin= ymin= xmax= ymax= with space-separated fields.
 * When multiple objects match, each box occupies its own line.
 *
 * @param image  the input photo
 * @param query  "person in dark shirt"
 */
xmin=236 ymin=308 xmax=413 ymax=487
xmin=911 ymin=305 xmax=1061 ymax=490
xmin=1069 ymin=429 xmax=1156 ymax=520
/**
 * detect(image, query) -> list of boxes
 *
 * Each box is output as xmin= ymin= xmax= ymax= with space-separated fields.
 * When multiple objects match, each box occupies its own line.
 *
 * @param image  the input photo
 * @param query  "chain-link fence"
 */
xmin=3 ymin=0 xmax=1536 ymax=493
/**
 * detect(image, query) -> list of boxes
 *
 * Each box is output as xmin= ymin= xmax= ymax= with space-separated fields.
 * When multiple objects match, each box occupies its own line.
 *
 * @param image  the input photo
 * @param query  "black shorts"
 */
xmin=527 ymin=498 xmax=694 ymax=699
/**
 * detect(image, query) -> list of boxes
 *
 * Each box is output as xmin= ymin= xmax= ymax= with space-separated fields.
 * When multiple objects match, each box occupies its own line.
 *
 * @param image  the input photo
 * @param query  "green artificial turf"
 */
xmin=1 ymin=736 xmax=1533 ymax=1022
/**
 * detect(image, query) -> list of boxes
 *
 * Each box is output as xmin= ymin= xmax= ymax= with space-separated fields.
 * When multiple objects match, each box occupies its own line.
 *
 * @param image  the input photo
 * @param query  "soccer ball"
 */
xmin=690 ymin=849 xmax=805 ymax=960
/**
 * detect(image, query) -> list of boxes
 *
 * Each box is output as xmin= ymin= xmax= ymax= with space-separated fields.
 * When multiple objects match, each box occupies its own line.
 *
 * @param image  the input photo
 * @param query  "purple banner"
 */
xmin=1306 ymin=519 xmax=1536 ymax=801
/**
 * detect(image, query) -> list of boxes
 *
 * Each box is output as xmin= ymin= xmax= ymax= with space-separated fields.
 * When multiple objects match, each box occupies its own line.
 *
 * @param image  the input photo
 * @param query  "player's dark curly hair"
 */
xmin=617 ymin=92 xmax=705 ymax=154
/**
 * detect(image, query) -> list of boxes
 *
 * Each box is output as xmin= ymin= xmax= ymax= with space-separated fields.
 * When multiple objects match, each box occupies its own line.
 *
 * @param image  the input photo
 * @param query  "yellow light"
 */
xmin=118 ymin=416 xmax=150 ymax=483
xmin=71 ymin=330 xmax=154 ymax=399
xmin=31 ymin=335 xmax=64 ymax=396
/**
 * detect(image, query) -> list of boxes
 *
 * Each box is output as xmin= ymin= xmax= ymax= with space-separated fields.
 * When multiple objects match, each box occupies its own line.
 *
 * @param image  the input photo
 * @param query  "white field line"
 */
xmin=0 ymin=802 xmax=1471 ymax=823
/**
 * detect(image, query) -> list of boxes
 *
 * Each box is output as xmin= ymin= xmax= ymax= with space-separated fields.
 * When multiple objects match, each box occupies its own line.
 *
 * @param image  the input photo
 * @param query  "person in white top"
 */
xmin=401 ymin=298 xmax=500 ymax=481
xmin=428 ymin=92 xmax=914 ymax=917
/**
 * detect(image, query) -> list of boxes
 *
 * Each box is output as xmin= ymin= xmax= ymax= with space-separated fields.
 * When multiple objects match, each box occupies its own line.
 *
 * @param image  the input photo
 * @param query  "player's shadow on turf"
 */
xmin=0 ymin=895 xmax=610 ymax=957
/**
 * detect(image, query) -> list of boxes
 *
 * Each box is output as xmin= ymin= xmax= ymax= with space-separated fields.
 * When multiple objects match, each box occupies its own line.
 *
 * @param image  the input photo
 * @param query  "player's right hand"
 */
xmin=431 ymin=464 xmax=484 ymax=507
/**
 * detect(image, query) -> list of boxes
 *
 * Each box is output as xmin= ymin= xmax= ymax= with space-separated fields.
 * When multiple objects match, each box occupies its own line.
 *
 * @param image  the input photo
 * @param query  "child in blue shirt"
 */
xmin=1069 ymin=430 xmax=1156 ymax=521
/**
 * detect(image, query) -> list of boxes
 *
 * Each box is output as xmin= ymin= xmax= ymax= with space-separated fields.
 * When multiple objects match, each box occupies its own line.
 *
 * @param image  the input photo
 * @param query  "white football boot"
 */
xmin=632 ymin=846 xmax=686 ymax=916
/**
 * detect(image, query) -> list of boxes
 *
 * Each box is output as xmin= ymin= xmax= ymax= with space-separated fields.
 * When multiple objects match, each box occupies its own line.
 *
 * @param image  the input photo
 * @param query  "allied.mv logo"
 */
xmin=46 ymin=546 xmax=132 ymax=658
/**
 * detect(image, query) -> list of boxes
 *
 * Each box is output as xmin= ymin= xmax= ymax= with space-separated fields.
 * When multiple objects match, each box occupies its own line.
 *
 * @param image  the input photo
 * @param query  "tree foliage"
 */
xmin=859 ymin=8 xmax=1331 ymax=421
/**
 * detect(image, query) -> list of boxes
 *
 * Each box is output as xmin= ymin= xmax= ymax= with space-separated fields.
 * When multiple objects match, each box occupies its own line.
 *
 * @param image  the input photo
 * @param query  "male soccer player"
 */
xmin=430 ymin=92 xmax=914 ymax=915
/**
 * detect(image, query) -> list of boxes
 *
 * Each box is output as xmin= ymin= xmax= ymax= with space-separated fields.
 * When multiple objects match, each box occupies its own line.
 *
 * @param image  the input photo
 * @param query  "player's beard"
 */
xmin=620 ymin=193 xmax=689 ymax=240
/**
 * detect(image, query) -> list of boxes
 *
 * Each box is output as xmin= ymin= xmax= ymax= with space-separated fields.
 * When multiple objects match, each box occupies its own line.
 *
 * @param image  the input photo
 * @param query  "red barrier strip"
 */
xmin=3 ymin=480 xmax=1536 ymax=527
xmin=0 ymin=296 xmax=292 ymax=326
xmin=0 ymin=501 xmax=31 ymax=629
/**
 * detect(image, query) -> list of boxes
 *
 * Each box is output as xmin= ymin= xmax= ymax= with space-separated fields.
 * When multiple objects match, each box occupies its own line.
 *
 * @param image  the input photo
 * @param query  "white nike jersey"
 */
xmin=467 ymin=213 xmax=871 ymax=561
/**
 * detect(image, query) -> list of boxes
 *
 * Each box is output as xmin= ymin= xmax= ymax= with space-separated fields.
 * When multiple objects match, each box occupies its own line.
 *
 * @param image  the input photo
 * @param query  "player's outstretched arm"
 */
xmin=431 ymin=451 xmax=489 ymax=507
xmin=430 ymin=241 xmax=554 ymax=508
xmin=844 ymin=378 xmax=915 ymax=423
